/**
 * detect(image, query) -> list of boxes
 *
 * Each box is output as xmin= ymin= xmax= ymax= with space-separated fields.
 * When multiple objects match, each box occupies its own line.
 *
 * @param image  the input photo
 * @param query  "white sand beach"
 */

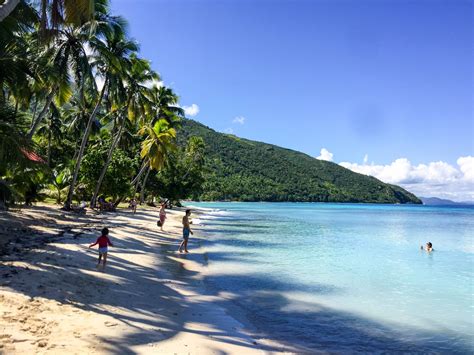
xmin=0 ymin=204 xmax=294 ymax=354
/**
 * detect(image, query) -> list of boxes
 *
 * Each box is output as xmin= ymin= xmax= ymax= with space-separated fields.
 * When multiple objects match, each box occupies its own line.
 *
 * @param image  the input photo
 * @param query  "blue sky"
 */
xmin=111 ymin=0 xmax=473 ymax=200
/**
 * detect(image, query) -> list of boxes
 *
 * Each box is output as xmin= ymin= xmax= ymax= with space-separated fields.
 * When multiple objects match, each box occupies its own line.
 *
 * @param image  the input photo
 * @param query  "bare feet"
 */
xmin=185 ymin=250 xmax=189 ymax=253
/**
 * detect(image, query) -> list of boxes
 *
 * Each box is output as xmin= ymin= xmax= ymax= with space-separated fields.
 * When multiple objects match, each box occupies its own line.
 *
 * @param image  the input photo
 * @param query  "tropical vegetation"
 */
xmin=0 ymin=0 xmax=205 ymax=209
xmin=0 ymin=0 xmax=420 ymax=210
xmin=178 ymin=120 xmax=422 ymax=204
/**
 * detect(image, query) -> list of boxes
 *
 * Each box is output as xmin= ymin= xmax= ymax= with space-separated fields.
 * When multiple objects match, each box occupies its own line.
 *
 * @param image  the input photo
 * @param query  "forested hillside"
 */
xmin=179 ymin=120 xmax=421 ymax=204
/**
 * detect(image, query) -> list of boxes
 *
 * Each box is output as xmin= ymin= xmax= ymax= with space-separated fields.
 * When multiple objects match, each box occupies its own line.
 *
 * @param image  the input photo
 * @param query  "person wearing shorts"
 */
xmin=179 ymin=209 xmax=193 ymax=253
xmin=89 ymin=227 xmax=113 ymax=270
xmin=159 ymin=203 xmax=167 ymax=231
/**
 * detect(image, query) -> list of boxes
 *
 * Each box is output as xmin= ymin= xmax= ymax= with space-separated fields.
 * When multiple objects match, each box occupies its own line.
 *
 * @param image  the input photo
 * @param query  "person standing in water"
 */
xmin=178 ymin=209 xmax=193 ymax=253
xmin=159 ymin=202 xmax=167 ymax=231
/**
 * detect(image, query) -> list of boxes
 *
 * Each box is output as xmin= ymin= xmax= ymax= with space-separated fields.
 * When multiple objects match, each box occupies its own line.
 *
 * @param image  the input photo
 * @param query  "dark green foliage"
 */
xmin=149 ymin=136 xmax=206 ymax=203
xmin=80 ymin=144 xmax=135 ymax=200
xmin=178 ymin=120 xmax=421 ymax=204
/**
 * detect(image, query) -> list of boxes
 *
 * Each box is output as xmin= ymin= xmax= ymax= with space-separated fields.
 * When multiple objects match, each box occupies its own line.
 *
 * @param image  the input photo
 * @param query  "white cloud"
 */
xmin=182 ymin=104 xmax=199 ymax=117
xmin=232 ymin=116 xmax=246 ymax=124
xmin=339 ymin=155 xmax=474 ymax=202
xmin=316 ymin=148 xmax=334 ymax=162
xmin=363 ymin=154 xmax=369 ymax=164
xmin=457 ymin=156 xmax=474 ymax=182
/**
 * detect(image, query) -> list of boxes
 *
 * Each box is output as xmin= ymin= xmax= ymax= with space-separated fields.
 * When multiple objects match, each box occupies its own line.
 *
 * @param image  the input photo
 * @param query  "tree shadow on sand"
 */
xmin=0 ymin=208 xmax=288 ymax=353
xmin=1 ymin=207 xmax=473 ymax=354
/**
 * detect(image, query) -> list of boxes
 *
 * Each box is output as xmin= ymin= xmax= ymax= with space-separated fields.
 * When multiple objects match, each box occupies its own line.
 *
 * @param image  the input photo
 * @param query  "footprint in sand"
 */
xmin=104 ymin=321 xmax=118 ymax=327
xmin=37 ymin=340 xmax=48 ymax=348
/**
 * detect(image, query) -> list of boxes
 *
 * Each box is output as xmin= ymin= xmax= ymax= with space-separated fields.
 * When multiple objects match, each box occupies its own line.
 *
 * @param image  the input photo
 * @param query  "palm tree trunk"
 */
xmin=47 ymin=128 xmax=52 ymax=167
xmin=0 ymin=0 xmax=20 ymax=22
xmin=31 ymin=98 xmax=38 ymax=122
xmin=114 ymin=160 xmax=148 ymax=207
xmin=131 ymin=160 xmax=148 ymax=187
xmin=132 ymin=164 xmax=148 ymax=198
xmin=13 ymin=99 xmax=18 ymax=118
xmin=90 ymin=114 xmax=125 ymax=208
xmin=139 ymin=168 xmax=151 ymax=204
xmin=64 ymin=79 xmax=108 ymax=210
xmin=28 ymin=89 xmax=55 ymax=139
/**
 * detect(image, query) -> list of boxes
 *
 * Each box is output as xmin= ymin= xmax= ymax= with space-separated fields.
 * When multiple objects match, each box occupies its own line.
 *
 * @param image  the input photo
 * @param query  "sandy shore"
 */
xmin=0 ymin=203 xmax=294 ymax=354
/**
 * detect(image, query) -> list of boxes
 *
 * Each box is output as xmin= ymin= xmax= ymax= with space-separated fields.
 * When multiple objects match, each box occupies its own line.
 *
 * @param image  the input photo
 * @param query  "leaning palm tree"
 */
xmin=27 ymin=16 xmax=95 ymax=139
xmin=64 ymin=10 xmax=128 ymax=209
xmin=88 ymin=35 xmax=157 ymax=208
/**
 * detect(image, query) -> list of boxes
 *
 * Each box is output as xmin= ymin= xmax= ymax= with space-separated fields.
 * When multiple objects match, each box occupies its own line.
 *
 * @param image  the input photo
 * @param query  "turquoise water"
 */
xmin=188 ymin=202 xmax=474 ymax=353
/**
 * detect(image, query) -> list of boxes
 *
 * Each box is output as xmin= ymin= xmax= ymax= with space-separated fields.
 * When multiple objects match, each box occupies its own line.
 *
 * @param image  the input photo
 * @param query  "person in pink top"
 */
xmin=89 ymin=227 xmax=113 ymax=270
xmin=159 ymin=202 xmax=167 ymax=231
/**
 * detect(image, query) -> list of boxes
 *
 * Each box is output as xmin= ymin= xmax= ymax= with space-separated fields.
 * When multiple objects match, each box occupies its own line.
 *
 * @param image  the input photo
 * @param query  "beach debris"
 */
xmin=37 ymin=340 xmax=48 ymax=347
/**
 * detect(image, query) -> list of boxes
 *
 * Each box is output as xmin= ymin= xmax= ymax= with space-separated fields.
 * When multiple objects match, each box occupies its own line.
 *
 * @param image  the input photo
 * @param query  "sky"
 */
xmin=111 ymin=0 xmax=473 ymax=201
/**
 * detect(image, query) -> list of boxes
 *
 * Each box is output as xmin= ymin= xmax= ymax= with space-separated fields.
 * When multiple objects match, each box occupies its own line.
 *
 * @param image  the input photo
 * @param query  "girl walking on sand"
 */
xmin=89 ymin=227 xmax=113 ymax=270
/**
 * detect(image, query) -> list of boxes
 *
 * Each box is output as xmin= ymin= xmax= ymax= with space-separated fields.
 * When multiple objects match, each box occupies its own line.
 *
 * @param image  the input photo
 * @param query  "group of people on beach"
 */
xmin=88 ymin=202 xmax=194 ymax=270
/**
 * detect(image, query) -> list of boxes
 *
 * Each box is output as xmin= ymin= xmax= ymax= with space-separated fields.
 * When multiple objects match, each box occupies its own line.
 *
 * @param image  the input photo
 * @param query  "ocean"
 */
xmin=187 ymin=202 xmax=474 ymax=353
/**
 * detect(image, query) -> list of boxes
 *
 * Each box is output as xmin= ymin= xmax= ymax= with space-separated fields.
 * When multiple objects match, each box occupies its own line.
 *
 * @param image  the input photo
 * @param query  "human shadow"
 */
xmin=2 ymin=207 xmax=472 ymax=354
xmin=0 ymin=210 xmax=287 ymax=353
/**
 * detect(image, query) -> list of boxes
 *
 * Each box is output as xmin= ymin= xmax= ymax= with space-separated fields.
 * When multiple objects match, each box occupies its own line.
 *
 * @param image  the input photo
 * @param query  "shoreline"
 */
xmin=0 ymin=203 xmax=293 ymax=354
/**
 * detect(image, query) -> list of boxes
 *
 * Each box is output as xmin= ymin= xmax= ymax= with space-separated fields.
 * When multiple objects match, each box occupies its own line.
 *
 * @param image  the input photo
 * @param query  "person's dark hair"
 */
xmin=427 ymin=242 xmax=432 ymax=248
xmin=102 ymin=227 xmax=109 ymax=235
xmin=185 ymin=209 xmax=191 ymax=215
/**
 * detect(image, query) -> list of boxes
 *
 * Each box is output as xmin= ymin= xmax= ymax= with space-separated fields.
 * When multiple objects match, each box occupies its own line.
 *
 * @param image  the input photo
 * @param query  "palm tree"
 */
xmin=136 ymin=86 xmax=183 ymax=202
xmin=89 ymin=55 xmax=159 ymax=207
xmin=36 ymin=102 xmax=63 ymax=166
xmin=63 ymin=9 xmax=128 ymax=209
xmin=134 ymin=119 xmax=176 ymax=195
xmin=88 ymin=34 xmax=157 ymax=208
xmin=0 ymin=0 xmax=93 ymax=28
xmin=148 ymin=86 xmax=184 ymax=127
xmin=0 ymin=2 xmax=37 ymax=103
xmin=27 ymin=0 xmax=124 ymax=138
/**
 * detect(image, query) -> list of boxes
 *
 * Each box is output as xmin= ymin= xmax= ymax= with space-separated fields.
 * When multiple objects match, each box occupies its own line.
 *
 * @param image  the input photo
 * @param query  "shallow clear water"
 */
xmin=187 ymin=202 xmax=474 ymax=353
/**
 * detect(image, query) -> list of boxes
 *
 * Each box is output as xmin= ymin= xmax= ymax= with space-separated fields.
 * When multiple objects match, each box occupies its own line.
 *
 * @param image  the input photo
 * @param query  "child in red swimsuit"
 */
xmin=89 ymin=227 xmax=113 ymax=270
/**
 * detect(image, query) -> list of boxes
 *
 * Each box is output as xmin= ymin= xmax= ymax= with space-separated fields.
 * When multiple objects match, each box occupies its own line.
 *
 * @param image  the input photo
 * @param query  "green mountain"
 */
xmin=179 ymin=119 xmax=421 ymax=204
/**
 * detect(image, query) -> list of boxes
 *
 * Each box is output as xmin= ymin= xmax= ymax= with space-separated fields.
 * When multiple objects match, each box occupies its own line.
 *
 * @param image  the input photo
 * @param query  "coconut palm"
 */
xmin=63 ymin=10 xmax=129 ymax=209
xmin=136 ymin=85 xmax=183 ymax=202
xmin=0 ymin=0 xmax=93 ymax=28
xmin=136 ymin=119 xmax=176 ymax=185
xmin=36 ymin=102 xmax=63 ymax=166
xmin=87 ymin=33 xmax=156 ymax=208
xmin=89 ymin=56 xmax=159 ymax=207
xmin=148 ymin=86 xmax=184 ymax=126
